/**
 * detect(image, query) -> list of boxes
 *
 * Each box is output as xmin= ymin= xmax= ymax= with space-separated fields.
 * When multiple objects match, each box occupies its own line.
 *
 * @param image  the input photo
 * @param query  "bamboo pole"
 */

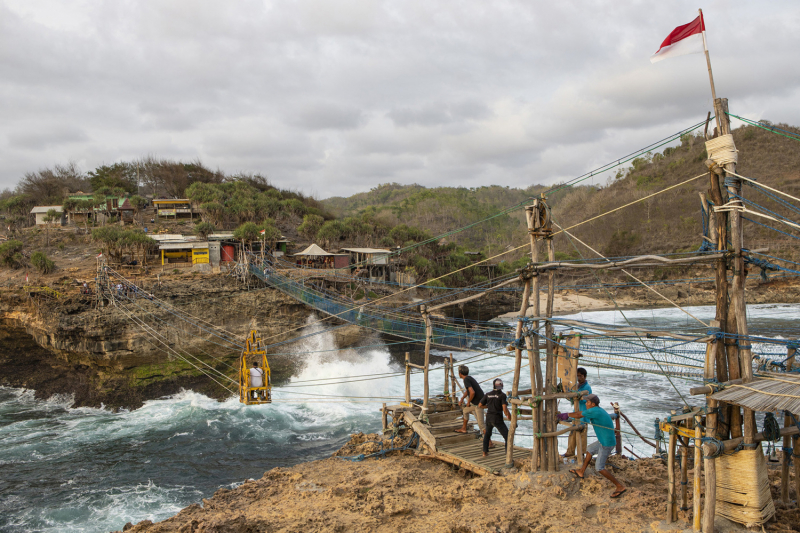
xmin=694 ymin=415 xmax=702 ymax=532
xmin=443 ymin=359 xmax=450 ymax=402
xmin=525 ymin=203 xmax=544 ymax=472
xmin=449 ymin=353 xmax=457 ymax=404
xmin=702 ymin=341 xmax=719 ymax=533
xmin=574 ymin=396 xmax=583 ymax=460
xmin=421 ymin=306 xmax=431 ymax=417
xmin=405 ymin=352 xmax=411 ymax=405
xmin=681 ymin=437 xmax=689 ymax=516
xmin=715 ymin=97 xmax=756 ymax=444
xmin=545 ymin=236 xmax=557 ymax=471
xmin=507 ymin=404 xmax=519 ymax=468
xmin=795 ymin=430 xmax=800 ymax=512
xmin=782 ymin=346 xmax=796 ymax=505
xmin=668 ymin=430 xmax=677 ymax=523
xmin=507 ymin=278 xmax=532 ymax=468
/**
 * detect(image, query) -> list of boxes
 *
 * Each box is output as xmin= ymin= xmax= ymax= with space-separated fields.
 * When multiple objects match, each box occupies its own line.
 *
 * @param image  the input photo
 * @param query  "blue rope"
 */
xmin=742 ymin=216 xmax=800 ymax=242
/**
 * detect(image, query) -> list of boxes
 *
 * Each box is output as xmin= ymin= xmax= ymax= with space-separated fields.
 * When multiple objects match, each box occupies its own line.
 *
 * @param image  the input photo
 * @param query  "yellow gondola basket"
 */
xmin=239 ymin=330 xmax=272 ymax=404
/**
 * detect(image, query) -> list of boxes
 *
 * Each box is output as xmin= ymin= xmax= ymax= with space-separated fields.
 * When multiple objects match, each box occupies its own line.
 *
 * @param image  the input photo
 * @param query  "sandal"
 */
xmin=569 ymin=469 xmax=584 ymax=479
xmin=611 ymin=488 xmax=627 ymax=498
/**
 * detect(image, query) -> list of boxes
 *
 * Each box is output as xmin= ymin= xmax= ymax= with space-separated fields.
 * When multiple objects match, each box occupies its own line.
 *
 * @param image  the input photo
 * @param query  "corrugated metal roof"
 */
xmin=151 ymin=234 xmax=193 ymax=241
xmin=152 ymin=199 xmax=191 ymax=204
xmin=158 ymin=241 xmax=209 ymax=250
xmin=341 ymin=247 xmax=391 ymax=254
xmin=30 ymin=206 xmax=64 ymax=214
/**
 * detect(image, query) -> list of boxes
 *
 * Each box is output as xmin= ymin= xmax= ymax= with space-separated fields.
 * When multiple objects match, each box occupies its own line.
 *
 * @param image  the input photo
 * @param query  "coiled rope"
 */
xmin=705 ymin=134 xmax=738 ymax=167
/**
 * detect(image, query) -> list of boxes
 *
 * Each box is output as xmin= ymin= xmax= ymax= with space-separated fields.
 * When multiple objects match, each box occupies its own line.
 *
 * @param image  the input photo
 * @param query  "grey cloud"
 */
xmin=1 ymin=0 xmax=799 ymax=199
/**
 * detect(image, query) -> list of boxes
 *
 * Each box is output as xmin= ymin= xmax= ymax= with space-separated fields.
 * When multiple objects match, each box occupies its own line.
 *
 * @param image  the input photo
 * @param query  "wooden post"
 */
xmin=404 ymin=351 xmax=411 ymax=405
xmin=443 ymin=359 xmax=450 ymax=402
xmin=613 ymin=403 xmax=622 ymax=455
xmin=527 ymin=204 xmax=545 ymax=471
xmin=715 ymin=97 xmax=755 ymax=444
xmin=795 ymin=429 xmax=800 ymax=512
xmin=421 ymin=306 xmax=431 ymax=417
xmin=506 ymin=404 xmax=519 ymax=469
xmin=782 ymin=346 xmax=796 ymax=505
xmin=512 ymin=279 xmax=532 ymax=396
xmin=382 ymin=403 xmax=388 ymax=432
xmin=702 ymin=341 xmax=719 ymax=533
xmin=694 ymin=414 xmax=702 ymax=532
xmin=681 ymin=439 xmax=689 ymax=517
xmin=545 ymin=236 xmax=557 ymax=471
xmin=574 ymin=396 xmax=583 ymax=460
xmin=507 ymin=278 xmax=532 ymax=468
xmin=449 ymin=353 xmax=457 ymax=404
xmin=668 ymin=430 xmax=677 ymax=523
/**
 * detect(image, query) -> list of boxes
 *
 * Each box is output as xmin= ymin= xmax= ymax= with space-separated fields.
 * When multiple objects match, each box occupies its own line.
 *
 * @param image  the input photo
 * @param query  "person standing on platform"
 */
xmin=479 ymin=379 xmax=511 ymax=457
xmin=454 ymin=365 xmax=485 ymax=434
xmin=566 ymin=394 xmax=626 ymax=498
xmin=564 ymin=367 xmax=591 ymax=458
xmin=249 ymin=362 xmax=265 ymax=400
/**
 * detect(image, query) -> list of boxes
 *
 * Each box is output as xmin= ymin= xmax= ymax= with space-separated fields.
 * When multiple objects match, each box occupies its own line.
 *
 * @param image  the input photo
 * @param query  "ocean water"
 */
xmin=1 ymin=305 xmax=797 ymax=532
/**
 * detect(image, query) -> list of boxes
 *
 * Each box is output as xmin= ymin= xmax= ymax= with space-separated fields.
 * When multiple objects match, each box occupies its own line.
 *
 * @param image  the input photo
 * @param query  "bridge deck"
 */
xmin=385 ymin=401 xmax=529 ymax=476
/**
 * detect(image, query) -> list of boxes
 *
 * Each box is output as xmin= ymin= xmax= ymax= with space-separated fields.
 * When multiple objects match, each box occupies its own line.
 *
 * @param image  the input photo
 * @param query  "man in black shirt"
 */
xmin=479 ymin=378 xmax=511 ymax=456
xmin=455 ymin=365 xmax=485 ymax=434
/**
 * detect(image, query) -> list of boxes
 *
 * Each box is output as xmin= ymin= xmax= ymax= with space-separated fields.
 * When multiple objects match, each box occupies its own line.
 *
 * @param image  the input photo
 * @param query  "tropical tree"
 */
xmin=0 ymin=239 xmax=25 ymax=269
xmin=128 ymin=195 xmax=148 ymax=224
xmin=194 ymin=221 xmax=216 ymax=239
xmin=233 ymin=221 xmax=260 ymax=249
xmin=31 ymin=251 xmax=55 ymax=274
xmin=42 ymin=208 xmax=59 ymax=246
xmin=258 ymin=219 xmax=281 ymax=249
xmin=298 ymin=214 xmax=324 ymax=241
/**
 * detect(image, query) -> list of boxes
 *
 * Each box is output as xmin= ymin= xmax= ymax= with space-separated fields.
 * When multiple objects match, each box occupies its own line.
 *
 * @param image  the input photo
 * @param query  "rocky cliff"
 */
xmin=0 ymin=274 xmax=366 ymax=410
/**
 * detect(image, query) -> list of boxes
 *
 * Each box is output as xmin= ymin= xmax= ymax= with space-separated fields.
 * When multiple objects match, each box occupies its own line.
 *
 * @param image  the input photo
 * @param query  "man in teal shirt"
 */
xmin=564 ymin=367 xmax=591 ymax=458
xmin=566 ymin=394 xmax=626 ymax=498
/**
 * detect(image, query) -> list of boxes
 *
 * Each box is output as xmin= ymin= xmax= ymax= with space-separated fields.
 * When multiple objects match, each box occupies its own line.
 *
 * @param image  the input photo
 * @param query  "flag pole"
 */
xmin=699 ymin=9 xmax=720 ymax=129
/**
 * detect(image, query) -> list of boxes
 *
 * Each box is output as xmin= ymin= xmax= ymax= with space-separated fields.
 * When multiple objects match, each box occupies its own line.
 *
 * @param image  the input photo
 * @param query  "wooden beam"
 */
xmin=402 ymin=411 xmax=437 ymax=452
xmin=426 ymin=276 xmax=520 ymax=312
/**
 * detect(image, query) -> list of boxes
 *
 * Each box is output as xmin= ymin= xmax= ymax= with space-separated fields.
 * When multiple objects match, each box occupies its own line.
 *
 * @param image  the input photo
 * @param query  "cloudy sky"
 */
xmin=1 ymin=1 xmax=798 ymax=198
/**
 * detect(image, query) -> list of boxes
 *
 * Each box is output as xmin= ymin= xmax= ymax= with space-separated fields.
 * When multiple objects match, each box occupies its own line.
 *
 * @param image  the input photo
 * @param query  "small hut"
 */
xmin=293 ymin=244 xmax=336 ymax=268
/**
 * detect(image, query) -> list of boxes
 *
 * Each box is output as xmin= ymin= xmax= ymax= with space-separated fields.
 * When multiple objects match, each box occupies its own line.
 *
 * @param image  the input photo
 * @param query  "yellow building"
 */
xmin=152 ymin=199 xmax=197 ymax=219
xmin=159 ymin=241 xmax=210 ymax=267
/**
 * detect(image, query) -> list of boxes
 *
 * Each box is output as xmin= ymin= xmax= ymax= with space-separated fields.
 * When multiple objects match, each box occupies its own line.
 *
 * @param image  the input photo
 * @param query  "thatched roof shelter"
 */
xmin=710 ymin=372 xmax=800 ymax=413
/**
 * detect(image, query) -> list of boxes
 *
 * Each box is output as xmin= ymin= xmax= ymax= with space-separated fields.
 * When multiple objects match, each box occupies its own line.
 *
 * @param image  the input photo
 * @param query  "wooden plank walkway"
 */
xmin=387 ymin=402 xmax=529 ymax=476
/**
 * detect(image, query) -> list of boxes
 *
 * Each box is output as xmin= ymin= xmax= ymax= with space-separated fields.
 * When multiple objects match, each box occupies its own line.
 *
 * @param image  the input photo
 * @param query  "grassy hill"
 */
xmin=323 ymin=121 xmax=800 ymax=266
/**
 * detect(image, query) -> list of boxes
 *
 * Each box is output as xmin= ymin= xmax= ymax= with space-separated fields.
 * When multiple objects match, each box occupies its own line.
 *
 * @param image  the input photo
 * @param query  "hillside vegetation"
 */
xmin=324 ymin=121 xmax=800 ymax=265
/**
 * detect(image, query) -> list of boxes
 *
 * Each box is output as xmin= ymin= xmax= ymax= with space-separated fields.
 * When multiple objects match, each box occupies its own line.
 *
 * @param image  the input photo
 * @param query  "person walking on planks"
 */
xmin=564 ymin=367 xmax=591 ymax=459
xmin=455 ymin=365 xmax=486 ymax=434
xmin=480 ymin=379 xmax=511 ymax=457
xmin=565 ymin=394 xmax=626 ymax=498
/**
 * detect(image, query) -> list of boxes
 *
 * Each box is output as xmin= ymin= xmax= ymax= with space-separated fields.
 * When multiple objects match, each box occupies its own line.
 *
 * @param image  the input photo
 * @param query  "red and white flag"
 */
xmin=259 ymin=229 xmax=266 ymax=235
xmin=650 ymin=14 xmax=706 ymax=63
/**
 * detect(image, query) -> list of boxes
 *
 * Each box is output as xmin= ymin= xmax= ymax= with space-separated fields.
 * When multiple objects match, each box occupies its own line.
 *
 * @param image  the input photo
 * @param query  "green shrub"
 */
xmin=31 ymin=252 xmax=55 ymax=274
xmin=0 ymin=240 xmax=25 ymax=269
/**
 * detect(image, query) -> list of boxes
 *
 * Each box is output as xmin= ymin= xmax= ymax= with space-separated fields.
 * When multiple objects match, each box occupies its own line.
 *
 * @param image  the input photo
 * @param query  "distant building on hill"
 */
xmin=152 ymin=199 xmax=197 ymax=220
xmin=30 ymin=206 xmax=66 ymax=226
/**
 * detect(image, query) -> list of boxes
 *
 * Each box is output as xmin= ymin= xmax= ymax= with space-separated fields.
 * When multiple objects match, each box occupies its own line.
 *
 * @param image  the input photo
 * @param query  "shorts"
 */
xmin=461 ymin=403 xmax=485 ymax=432
xmin=587 ymin=440 xmax=614 ymax=472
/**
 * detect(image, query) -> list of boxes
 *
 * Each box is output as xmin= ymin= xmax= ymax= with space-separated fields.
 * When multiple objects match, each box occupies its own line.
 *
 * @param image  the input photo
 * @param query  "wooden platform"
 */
xmin=385 ymin=401 xmax=530 ymax=476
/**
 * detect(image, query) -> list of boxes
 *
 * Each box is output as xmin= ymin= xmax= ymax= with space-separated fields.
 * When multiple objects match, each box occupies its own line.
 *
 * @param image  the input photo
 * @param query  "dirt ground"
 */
xmin=118 ymin=432 xmax=800 ymax=533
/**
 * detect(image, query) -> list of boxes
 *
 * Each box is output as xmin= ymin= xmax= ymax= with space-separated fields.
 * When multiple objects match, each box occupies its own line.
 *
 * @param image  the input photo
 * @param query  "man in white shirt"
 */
xmin=249 ymin=362 xmax=265 ymax=400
